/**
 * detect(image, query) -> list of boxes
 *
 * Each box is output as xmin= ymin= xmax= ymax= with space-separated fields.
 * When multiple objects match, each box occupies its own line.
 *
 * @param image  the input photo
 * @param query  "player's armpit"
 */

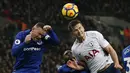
xmin=103 ymin=44 xmax=113 ymax=53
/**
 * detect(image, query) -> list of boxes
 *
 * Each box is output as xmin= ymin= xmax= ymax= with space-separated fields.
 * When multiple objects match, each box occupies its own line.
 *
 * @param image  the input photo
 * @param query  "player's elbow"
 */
xmin=11 ymin=52 xmax=16 ymax=57
xmin=50 ymin=39 xmax=60 ymax=45
xmin=11 ymin=48 xmax=18 ymax=57
xmin=11 ymin=51 xmax=16 ymax=57
xmin=54 ymin=40 xmax=60 ymax=45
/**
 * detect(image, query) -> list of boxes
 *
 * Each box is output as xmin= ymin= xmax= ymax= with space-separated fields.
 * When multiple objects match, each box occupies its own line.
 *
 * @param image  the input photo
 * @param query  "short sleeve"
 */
xmin=96 ymin=31 xmax=109 ymax=48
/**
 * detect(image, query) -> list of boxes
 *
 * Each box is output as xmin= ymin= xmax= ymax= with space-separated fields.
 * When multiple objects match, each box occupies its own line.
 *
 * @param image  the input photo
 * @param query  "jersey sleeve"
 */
xmin=58 ymin=67 xmax=64 ymax=73
xmin=42 ymin=30 xmax=60 ymax=45
xmin=11 ymin=31 xmax=27 ymax=56
xmin=96 ymin=31 xmax=109 ymax=48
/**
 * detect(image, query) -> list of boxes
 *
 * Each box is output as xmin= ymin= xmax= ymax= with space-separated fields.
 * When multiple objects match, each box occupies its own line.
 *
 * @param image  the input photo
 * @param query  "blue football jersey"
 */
xmin=122 ymin=45 xmax=130 ymax=73
xmin=12 ymin=29 xmax=59 ymax=72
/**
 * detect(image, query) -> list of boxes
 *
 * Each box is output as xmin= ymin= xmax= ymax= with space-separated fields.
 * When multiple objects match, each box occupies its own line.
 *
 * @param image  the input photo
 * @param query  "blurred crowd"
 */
xmin=0 ymin=0 xmax=130 ymax=25
xmin=0 ymin=0 xmax=130 ymax=73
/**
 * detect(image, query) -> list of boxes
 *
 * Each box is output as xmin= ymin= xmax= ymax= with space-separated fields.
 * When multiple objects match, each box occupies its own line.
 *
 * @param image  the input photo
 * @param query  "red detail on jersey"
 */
xmin=84 ymin=56 xmax=91 ymax=61
xmin=84 ymin=49 xmax=99 ymax=61
xmin=93 ymin=49 xmax=99 ymax=56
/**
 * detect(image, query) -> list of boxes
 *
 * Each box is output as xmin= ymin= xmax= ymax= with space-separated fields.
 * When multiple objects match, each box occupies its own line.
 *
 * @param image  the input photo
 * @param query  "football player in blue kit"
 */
xmin=122 ymin=45 xmax=130 ymax=73
xmin=58 ymin=50 xmax=90 ymax=73
xmin=12 ymin=22 xmax=60 ymax=73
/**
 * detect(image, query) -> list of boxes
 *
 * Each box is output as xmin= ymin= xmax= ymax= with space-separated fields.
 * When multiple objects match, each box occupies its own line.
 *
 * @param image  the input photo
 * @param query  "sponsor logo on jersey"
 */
xmin=88 ymin=41 xmax=94 ymax=47
xmin=23 ymin=47 xmax=41 ymax=51
xmin=84 ymin=49 xmax=99 ymax=61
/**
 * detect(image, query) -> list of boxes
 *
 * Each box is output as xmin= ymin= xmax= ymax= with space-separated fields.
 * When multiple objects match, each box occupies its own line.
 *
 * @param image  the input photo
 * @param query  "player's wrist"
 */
xmin=114 ymin=60 xmax=119 ymax=64
xmin=47 ymin=29 xmax=53 ymax=33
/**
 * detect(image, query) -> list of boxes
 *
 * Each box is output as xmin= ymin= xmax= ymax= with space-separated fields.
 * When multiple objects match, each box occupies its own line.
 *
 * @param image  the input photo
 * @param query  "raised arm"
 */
xmin=43 ymin=25 xmax=60 ymax=45
xmin=12 ymin=30 xmax=31 ymax=57
xmin=11 ymin=31 xmax=27 ymax=57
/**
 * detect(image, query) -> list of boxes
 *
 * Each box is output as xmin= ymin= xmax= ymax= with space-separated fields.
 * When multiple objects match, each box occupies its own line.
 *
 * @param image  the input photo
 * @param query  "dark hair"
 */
xmin=63 ymin=50 xmax=72 ymax=57
xmin=68 ymin=19 xmax=82 ymax=32
xmin=63 ymin=50 xmax=73 ymax=63
xmin=35 ymin=22 xmax=45 ymax=29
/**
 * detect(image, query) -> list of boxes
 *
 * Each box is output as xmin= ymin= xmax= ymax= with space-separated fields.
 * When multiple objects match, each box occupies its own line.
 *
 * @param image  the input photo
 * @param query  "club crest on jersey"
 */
xmin=88 ymin=41 xmax=94 ymax=47
xmin=15 ymin=39 xmax=20 ymax=45
xmin=37 ymin=40 xmax=43 ymax=45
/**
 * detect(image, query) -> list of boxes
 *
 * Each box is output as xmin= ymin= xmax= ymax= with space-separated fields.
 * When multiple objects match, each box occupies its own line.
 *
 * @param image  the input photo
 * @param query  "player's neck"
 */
xmin=77 ymin=32 xmax=86 ymax=43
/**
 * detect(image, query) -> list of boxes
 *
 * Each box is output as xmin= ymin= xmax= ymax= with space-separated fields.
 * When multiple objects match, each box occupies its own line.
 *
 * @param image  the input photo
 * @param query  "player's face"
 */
xmin=30 ymin=25 xmax=46 ymax=40
xmin=71 ymin=23 xmax=85 ymax=39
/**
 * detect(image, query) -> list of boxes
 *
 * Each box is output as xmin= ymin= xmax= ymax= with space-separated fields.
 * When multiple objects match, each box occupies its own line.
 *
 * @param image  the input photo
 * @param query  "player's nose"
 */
xmin=77 ymin=29 xmax=81 ymax=33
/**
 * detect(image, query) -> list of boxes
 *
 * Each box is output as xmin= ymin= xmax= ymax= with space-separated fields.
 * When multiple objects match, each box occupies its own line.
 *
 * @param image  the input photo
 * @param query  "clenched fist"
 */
xmin=24 ymin=34 xmax=31 ymax=43
xmin=43 ymin=25 xmax=52 ymax=32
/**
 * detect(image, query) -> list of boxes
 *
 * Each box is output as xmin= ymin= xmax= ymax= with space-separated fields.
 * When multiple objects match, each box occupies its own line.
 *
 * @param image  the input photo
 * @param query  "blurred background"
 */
xmin=0 ymin=0 xmax=130 ymax=73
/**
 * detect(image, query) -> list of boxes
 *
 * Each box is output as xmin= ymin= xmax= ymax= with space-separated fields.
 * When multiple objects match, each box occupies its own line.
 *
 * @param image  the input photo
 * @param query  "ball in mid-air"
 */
xmin=62 ymin=3 xmax=79 ymax=20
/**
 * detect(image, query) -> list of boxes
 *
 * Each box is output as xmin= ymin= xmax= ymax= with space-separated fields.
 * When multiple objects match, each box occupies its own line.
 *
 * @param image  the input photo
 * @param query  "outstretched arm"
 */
xmin=96 ymin=31 xmax=122 ymax=70
xmin=104 ymin=45 xmax=123 ymax=69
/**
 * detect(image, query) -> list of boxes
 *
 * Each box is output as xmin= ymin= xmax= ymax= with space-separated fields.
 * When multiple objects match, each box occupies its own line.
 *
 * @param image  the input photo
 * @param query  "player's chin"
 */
xmin=33 ymin=37 xmax=39 ymax=41
xmin=77 ymin=35 xmax=83 ymax=38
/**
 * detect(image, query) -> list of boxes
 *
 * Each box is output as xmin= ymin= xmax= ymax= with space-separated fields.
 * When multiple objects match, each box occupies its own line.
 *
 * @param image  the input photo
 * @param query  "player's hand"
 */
xmin=24 ymin=34 xmax=31 ymax=43
xmin=67 ymin=59 xmax=84 ymax=70
xmin=67 ymin=59 xmax=77 ymax=68
xmin=114 ymin=63 xmax=123 ymax=70
xmin=43 ymin=25 xmax=52 ymax=32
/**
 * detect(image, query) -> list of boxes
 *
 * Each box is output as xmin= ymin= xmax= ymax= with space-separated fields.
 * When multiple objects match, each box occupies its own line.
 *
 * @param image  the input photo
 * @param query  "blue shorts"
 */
xmin=97 ymin=63 xmax=121 ymax=73
xmin=12 ymin=68 xmax=40 ymax=73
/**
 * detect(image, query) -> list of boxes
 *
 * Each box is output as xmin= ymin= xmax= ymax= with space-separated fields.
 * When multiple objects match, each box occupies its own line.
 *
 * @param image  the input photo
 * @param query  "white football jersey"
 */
xmin=71 ymin=31 xmax=113 ymax=73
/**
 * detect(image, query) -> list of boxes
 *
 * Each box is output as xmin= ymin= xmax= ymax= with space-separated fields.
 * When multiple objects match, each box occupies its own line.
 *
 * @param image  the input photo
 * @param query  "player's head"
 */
xmin=68 ymin=19 xmax=85 ymax=39
xmin=30 ymin=22 xmax=47 ymax=40
xmin=63 ymin=50 xmax=74 ymax=63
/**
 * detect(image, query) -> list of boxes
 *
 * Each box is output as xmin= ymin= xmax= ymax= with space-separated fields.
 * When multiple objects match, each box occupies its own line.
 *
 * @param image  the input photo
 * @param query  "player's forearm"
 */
xmin=76 ymin=65 xmax=84 ymax=70
xmin=11 ymin=42 xmax=27 ymax=56
xmin=105 ymin=45 xmax=120 ymax=64
xmin=109 ymin=48 xmax=120 ymax=64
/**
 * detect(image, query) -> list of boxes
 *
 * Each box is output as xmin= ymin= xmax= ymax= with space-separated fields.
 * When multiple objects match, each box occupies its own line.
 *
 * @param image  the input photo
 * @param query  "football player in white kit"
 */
xmin=67 ymin=19 xmax=122 ymax=73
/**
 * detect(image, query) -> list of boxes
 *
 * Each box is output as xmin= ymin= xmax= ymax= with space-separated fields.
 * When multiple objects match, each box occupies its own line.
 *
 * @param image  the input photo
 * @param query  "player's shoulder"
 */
xmin=16 ymin=29 xmax=31 ymax=36
xmin=86 ymin=30 xmax=101 ymax=34
xmin=85 ymin=30 xmax=102 ymax=37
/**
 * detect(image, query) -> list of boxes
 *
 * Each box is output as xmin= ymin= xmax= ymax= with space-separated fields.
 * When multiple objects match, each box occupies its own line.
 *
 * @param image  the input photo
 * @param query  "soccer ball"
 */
xmin=62 ymin=3 xmax=79 ymax=20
